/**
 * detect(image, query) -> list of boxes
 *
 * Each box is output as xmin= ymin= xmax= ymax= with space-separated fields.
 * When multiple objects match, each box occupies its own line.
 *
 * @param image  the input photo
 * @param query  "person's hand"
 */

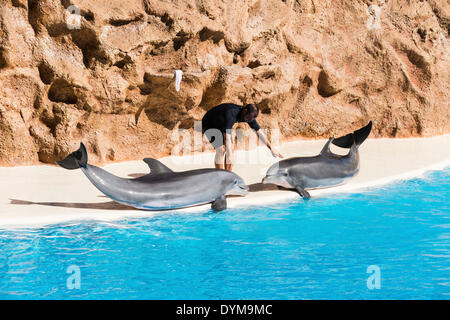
xmin=271 ymin=149 xmax=284 ymax=158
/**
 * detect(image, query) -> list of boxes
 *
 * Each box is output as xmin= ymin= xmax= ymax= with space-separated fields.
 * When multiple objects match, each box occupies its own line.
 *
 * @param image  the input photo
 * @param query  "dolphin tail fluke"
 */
xmin=56 ymin=143 xmax=88 ymax=169
xmin=332 ymin=121 xmax=372 ymax=148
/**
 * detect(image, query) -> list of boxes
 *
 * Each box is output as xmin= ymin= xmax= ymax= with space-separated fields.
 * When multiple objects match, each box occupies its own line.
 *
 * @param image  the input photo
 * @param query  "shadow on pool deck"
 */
xmin=9 ymin=199 xmax=136 ymax=211
xmin=8 ymin=183 xmax=288 ymax=211
xmin=247 ymin=183 xmax=286 ymax=192
xmin=9 ymin=181 xmax=288 ymax=208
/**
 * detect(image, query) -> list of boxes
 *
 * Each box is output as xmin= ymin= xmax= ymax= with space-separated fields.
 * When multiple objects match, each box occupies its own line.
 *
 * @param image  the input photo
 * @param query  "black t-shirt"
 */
xmin=201 ymin=103 xmax=260 ymax=133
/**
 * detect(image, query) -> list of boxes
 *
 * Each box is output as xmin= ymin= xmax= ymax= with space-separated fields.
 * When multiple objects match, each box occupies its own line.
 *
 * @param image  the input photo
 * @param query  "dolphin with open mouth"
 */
xmin=57 ymin=143 xmax=248 ymax=212
xmin=262 ymin=121 xmax=372 ymax=199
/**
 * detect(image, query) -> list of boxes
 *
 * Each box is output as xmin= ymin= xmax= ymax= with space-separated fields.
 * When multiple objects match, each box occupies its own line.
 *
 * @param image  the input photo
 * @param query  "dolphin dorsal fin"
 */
xmin=143 ymin=158 xmax=174 ymax=174
xmin=320 ymin=138 xmax=334 ymax=155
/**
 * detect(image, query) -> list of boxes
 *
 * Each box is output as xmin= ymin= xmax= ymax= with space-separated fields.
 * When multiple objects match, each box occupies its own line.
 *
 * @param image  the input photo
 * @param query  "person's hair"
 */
xmin=243 ymin=104 xmax=259 ymax=118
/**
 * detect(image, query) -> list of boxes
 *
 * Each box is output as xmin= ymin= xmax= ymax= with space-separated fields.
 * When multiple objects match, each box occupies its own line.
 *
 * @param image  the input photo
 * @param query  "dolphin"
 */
xmin=262 ymin=121 xmax=372 ymax=198
xmin=56 ymin=143 xmax=248 ymax=212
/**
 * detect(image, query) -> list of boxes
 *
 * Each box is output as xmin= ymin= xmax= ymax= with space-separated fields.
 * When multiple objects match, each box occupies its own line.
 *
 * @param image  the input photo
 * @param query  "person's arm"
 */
xmin=224 ymin=132 xmax=234 ymax=171
xmin=257 ymin=130 xmax=284 ymax=158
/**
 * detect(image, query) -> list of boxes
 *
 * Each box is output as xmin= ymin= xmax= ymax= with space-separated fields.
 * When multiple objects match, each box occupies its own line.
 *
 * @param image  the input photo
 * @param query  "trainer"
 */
xmin=201 ymin=103 xmax=283 ymax=171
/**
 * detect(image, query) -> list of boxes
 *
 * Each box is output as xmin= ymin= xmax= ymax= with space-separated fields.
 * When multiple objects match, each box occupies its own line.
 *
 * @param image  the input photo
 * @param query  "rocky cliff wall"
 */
xmin=0 ymin=0 xmax=449 ymax=165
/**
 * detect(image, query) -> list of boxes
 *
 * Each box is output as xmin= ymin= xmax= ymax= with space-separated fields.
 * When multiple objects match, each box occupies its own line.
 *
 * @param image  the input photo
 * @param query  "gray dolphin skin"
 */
xmin=262 ymin=121 xmax=372 ymax=199
xmin=57 ymin=143 xmax=248 ymax=212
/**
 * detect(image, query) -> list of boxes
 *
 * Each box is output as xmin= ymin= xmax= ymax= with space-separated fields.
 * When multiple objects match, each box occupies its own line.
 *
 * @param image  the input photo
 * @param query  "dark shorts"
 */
xmin=203 ymin=128 xmax=225 ymax=149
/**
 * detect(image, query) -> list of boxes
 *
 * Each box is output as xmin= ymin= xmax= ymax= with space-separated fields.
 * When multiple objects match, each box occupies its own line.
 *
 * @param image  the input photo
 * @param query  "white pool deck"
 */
xmin=0 ymin=134 xmax=449 ymax=228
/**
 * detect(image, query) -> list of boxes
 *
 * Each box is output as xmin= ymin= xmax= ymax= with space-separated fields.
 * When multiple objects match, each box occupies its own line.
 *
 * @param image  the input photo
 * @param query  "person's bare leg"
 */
xmin=214 ymin=146 xmax=225 ymax=169
xmin=224 ymin=133 xmax=234 ymax=171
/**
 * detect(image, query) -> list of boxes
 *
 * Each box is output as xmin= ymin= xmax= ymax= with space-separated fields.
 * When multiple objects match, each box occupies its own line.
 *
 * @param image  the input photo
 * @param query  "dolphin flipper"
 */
xmin=332 ymin=121 xmax=372 ymax=148
xmin=143 ymin=158 xmax=174 ymax=174
xmin=211 ymin=195 xmax=227 ymax=212
xmin=295 ymin=186 xmax=311 ymax=199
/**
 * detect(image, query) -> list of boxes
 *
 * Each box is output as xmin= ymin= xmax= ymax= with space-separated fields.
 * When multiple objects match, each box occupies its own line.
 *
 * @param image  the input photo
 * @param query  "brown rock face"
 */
xmin=0 ymin=0 xmax=449 ymax=166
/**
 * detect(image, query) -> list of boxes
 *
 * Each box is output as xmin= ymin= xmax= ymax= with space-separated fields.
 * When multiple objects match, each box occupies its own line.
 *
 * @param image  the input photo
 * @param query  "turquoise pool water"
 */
xmin=0 ymin=168 xmax=449 ymax=299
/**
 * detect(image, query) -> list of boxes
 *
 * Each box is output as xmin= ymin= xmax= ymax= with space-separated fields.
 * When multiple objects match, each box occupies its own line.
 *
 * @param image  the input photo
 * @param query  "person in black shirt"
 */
xmin=201 ymin=103 xmax=283 ymax=171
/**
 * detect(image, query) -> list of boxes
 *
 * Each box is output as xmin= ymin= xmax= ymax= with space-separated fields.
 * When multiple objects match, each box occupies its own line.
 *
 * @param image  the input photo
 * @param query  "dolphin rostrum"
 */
xmin=57 ymin=143 xmax=248 ymax=211
xmin=262 ymin=121 xmax=372 ymax=198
